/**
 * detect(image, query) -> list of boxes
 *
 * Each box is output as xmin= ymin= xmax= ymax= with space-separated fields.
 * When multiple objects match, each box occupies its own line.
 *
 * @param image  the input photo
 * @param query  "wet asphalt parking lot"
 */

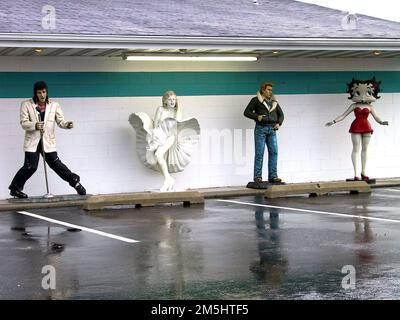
xmin=1 ymin=187 xmax=400 ymax=300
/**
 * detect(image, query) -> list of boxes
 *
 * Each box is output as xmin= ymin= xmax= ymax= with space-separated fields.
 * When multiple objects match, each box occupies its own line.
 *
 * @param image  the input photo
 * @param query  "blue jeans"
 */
xmin=254 ymin=124 xmax=278 ymax=181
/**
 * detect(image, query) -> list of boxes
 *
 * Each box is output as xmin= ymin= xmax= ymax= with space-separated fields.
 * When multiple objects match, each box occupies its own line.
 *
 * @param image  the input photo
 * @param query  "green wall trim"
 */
xmin=0 ymin=71 xmax=399 ymax=98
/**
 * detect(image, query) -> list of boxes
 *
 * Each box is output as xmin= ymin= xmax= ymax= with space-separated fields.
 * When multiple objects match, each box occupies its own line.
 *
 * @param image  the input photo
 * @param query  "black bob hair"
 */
xmin=346 ymin=77 xmax=381 ymax=100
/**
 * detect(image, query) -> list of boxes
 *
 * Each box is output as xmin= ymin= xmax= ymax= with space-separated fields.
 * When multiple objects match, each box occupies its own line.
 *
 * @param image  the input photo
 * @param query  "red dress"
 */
xmin=349 ymin=107 xmax=373 ymax=134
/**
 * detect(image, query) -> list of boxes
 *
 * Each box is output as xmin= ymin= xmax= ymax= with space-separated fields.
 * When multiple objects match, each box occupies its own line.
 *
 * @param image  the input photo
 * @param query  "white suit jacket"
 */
xmin=20 ymin=99 xmax=71 ymax=152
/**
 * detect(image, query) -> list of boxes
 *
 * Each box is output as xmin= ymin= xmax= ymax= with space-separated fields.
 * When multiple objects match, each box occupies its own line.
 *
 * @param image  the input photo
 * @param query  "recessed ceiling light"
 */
xmin=272 ymin=51 xmax=279 ymax=54
xmin=373 ymin=51 xmax=381 ymax=56
xmin=34 ymin=48 xmax=43 ymax=53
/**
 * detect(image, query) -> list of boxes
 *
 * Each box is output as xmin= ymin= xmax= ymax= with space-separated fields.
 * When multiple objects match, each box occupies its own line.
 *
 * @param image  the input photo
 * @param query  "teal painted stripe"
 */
xmin=0 ymin=71 xmax=399 ymax=98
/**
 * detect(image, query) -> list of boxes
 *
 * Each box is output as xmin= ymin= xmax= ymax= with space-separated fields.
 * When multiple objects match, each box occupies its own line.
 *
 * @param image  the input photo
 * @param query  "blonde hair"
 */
xmin=162 ymin=90 xmax=178 ymax=109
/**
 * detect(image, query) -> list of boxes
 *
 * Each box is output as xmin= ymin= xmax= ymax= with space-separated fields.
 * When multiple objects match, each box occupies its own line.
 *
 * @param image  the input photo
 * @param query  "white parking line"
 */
xmin=17 ymin=211 xmax=140 ymax=244
xmin=217 ymin=199 xmax=400 ymax=224
xmin=372 ymin=194 xmax=400 ymax=199
xmin=382 ymin=188 xmax=400 ymax=193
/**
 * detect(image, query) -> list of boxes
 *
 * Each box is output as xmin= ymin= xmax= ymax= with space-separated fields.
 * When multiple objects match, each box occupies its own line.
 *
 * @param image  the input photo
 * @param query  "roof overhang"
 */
xmin=1 ymin=33 xmax=400 ymax=50
xmin=1 ymin=33 xmax=400 ymax=59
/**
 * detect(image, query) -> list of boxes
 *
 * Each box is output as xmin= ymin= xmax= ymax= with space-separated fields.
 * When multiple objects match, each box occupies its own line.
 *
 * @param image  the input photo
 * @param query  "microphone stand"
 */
xmin=37 ymin=106 xmax=54 ymax=199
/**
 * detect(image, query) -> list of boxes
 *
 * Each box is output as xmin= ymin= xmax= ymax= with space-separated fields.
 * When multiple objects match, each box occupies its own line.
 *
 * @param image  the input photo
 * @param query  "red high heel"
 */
xmin=361 ymin=174 xmax=369 ymax=181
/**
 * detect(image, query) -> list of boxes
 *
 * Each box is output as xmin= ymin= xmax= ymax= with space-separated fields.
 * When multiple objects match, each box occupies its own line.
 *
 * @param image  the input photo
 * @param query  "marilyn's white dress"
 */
xmin=129 ymin=106 xmax=200 ymax=173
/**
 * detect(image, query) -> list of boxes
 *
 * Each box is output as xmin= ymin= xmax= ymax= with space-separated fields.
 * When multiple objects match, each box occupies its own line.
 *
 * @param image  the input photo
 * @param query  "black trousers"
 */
xmin=9 ymin=141 xmax=80 ymax=191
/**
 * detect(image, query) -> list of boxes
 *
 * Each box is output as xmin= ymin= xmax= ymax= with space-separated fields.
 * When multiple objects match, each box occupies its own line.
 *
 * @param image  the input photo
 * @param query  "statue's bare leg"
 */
xmin=155 ymin=135 xmax=176 ymax=191
xmin=361 ymin=133 xmax=371 ymax=178
xmin=351 ymin=133 xmax=361 ymax=179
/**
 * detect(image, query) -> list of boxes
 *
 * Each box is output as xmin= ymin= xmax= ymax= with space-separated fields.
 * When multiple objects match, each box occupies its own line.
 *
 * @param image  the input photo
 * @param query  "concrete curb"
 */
xmin=1 ymin=178 xmax=399 ymax=212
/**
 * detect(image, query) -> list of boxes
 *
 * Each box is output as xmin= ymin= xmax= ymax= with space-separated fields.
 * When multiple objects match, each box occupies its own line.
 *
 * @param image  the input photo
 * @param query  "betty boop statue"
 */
xmin=326 ymin=77 xmax=388 ymax=182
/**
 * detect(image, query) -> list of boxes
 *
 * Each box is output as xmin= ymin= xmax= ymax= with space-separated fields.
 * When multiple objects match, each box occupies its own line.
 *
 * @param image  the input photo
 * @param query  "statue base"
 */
xmin=346 ymin=178 xmax=376 ymax=185
xmin=8 ymin=194 xmax=90 ymax=203
xmin=246 ymin=181 xmax=285 ymax=189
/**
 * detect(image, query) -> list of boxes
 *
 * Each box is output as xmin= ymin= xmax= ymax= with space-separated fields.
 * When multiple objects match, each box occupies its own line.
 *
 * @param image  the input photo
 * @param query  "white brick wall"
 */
xmin=0 ymin=57 xmax=399 ymax=199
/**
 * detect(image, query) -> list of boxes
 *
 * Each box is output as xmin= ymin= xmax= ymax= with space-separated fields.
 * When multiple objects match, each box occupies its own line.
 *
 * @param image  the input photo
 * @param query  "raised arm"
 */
xmin=325 ymin=103 xmax=355 ymax=127
xmin=369 ymin=105 xmax=388 ymax=125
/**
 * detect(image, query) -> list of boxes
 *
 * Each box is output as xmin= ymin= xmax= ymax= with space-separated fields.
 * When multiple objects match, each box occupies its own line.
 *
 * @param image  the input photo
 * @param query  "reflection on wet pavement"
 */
xmin=1 ymin=189 xmax=400 ymax=299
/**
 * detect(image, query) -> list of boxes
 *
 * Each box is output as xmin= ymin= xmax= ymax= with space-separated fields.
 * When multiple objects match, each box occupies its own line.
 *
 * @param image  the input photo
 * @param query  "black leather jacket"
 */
xmin=244 ymin=96 xmax=284 ymax=126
